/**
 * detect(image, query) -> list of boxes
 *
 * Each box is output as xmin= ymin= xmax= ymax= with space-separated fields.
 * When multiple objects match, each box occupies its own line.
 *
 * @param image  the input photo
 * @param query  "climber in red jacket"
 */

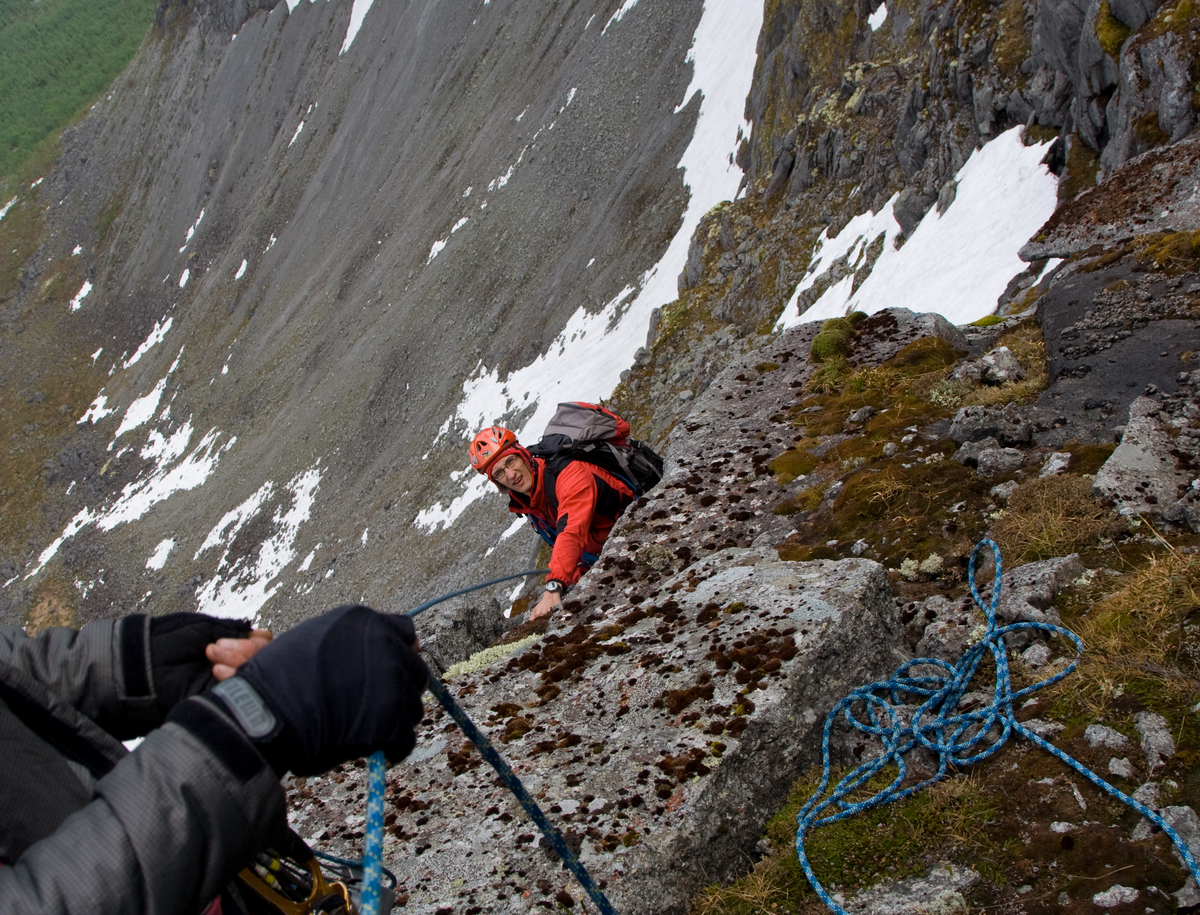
xmin=470 ymin=426 xmax=634 ymax=620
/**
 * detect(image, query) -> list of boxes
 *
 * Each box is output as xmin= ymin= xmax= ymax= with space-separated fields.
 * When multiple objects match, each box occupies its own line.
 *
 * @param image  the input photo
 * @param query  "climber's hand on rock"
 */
xmin=529 ymin=590 xmax=561 ymax=621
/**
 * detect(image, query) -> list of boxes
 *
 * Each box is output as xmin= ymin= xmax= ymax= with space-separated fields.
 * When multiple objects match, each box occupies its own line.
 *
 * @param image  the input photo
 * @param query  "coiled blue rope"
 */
xmin=796 ymin=538 xmax=1200 ymax=912
xmin=359 ymin=569 xmax=617 ymax=915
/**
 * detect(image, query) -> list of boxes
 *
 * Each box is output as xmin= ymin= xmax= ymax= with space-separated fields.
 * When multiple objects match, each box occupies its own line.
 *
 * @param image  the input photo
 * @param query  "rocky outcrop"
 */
xmin=155 ymin=0 xmax=274 ymax=36
xmin=1094 ymin=386 xmax=1200 ymax=526
xmin=1022 ymin=135 xmax=1200 ymax=260
xmin=416 ymin=596 xmax=517 ymax=676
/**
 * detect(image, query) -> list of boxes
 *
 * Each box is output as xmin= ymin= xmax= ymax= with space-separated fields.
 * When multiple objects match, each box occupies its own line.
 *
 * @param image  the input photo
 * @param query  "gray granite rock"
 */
xmin=836 ymin=862 xmax=980 ymax=914
xmin=994 ymin=554 xmax=1083 ymax=626
xmin=1023 ymin=718 xmax=1066 ymax=740
xmin=990 ymin=480 xmax=1019 ymax=502
xmin=1040 ymin=452 xmax=1071 ymax=477
xmin=1108 ymin=0 xmax=1161 ymax=28
xmin=1084 ymin=723 xmax=1129 ymax=749
xmin=1162 ymin=485 xmax=1200 ymax=533
xmin=419 ymin=596 xmax=516 ymax=675
xmin=1092 ymin=885 xmax=1138 ymax=907
xmin=949 ymin=404 xmax=1035 ymax=445
xmin=1132 ymin=804 xmax=1199 ymax=888
xmin=980 ymin=346 xmax=1026 ymax=384
xmin=976 ymin=447 xmax=1026 ymax=478
xmin=1094 ymin=396 xmax=1194 ymax=518
xmin=1134 ymin=710 xmax=1175 ymax=771
xmin=953 ymin=437 xmax=1000 ymax=466
xmin=1108 ymin=756 xmax=1134 ymax=778
xmin=1022 ymin=642 xmax=1053 ymax=668
xmin=364 ymin=552 xmax=904 ymax=914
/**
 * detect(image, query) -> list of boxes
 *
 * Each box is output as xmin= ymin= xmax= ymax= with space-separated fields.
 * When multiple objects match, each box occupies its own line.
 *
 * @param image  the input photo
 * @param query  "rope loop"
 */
xmin=796 ymin=539 xmax=1199 ymax=914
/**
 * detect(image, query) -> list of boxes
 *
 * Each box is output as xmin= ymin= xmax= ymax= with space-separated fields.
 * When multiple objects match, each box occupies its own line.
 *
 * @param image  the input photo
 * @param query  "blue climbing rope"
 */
xmin=407 ymin=569 xmax=546 ymax=617
xmin=359 ymin=752 xmax=387 ymax=915
xmin=360 ymin=568 xmax=617 ymax=915
xmin=795 ymin=538 xmax=1200 ymax=913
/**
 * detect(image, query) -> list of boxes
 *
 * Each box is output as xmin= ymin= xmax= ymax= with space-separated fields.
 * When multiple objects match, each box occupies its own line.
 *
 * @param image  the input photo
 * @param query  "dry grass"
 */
xmin=990 ymin=474 xmax=1121 ymax=563
xmin=689 ymin=866 xmax=829 ymax=915
xmin=1061 ymin=545 xmax=1200 ymax=717
xmin=960 ymin=320 xmax=1048 ymax=407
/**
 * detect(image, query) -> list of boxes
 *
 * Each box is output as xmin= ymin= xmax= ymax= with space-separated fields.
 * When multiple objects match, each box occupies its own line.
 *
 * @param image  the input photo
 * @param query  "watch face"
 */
xmin=546 ymin=581 xmax=561 ymax=592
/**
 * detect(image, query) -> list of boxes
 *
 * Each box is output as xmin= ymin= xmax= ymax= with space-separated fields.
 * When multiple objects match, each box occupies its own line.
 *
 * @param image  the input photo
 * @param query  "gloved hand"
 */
xmin=142 ymin=613 xmax=252 ymax=707
xmin=217 ymin=604 xmax=428 ymax=776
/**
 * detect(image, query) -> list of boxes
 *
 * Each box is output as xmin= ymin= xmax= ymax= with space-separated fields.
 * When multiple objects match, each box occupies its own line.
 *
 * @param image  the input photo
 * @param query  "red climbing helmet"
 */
xmin=469 ymin=426 xmax=520 ymax=477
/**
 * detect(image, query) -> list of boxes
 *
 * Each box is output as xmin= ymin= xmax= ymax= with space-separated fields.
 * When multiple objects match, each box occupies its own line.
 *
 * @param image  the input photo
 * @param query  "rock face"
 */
xmin=416 ymin=596 xmax=516 ymax=676
xmin=295 ymin=548 xmax=902 ymax=915
xmin=839 ymin=862 xmax=980 ymax=915
xmin=289 ymin=310 xmax=982 ymax=911
xmin=0 ymin=0 xmax=709 ymax=628
xmin=1094 ymin=389 xmax=1200 ymax=523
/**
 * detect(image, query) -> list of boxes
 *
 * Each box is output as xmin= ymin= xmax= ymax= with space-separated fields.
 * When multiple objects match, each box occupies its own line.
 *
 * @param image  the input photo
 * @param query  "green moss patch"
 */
xmin=970 ymin=314 xmax=1005 ymax=327
xmin=1059 ymin=135 xmax=1101 ymax=202
xmin=792 ymin=337 xmax=963 ymax=437
xmin=810 ymin=317 xmax=855 ymax=362
xmin=769 ymin=446 xmax=820 ymax=479
xmin=1095 ymin=0 xmax=1132 ymax=57
xmin=825 ymin=456 xmax=989 ymax=570
xmin=1062 ymin=440 xmax=1116 ymax=475
xmin=993 ymin=0 xmax=1032 ymax=73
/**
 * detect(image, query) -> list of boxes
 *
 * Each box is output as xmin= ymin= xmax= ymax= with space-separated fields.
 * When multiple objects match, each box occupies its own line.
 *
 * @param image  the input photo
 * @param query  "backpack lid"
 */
xmin=541 ymin=402 xmax=629 ymax=446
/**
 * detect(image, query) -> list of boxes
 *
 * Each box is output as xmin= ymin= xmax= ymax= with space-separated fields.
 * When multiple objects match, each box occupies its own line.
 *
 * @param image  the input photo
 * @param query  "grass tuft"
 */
xmin=1055 ymin=545 xmax=1200 ymax=720
xmin=689 ymin=769 xmax=995 ymax=915
xmin=991 ymin=473 xmax=1122 ymax=563
xmin=959 ymin=319 xmax=1048 ymax=407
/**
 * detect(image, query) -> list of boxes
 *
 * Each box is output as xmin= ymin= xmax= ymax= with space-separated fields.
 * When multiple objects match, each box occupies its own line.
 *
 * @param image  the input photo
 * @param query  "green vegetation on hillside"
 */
xmin=0 ymin=0 xmax=155 ymax=180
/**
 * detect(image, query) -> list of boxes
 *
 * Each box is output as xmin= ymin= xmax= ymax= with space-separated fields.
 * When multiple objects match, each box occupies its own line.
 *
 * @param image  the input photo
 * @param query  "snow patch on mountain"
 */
xmin=778 ymin=126 xmax=1058 ymax=329
xmin=193 ymin=465 xmax=323 ymax=622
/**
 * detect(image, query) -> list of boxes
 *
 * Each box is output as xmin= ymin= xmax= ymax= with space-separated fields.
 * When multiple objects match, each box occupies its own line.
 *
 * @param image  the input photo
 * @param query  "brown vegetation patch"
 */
xmin=24 ymin=579 xmax=77 ymax=635
xmin=446 ymin=740 xmax=481 ymax=776
xmin=991 ymin=473 xmax=1122 ymax=563
xmin=1054 ymin=547 xmax=1200 ymax=719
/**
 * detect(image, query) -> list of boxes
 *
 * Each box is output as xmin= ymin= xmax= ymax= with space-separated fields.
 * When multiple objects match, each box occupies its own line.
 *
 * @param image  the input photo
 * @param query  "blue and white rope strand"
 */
xmin=359 ymin=752 xmax=387 ymax=915
xmin=795 ymin=538 xmax=1199 ymax=913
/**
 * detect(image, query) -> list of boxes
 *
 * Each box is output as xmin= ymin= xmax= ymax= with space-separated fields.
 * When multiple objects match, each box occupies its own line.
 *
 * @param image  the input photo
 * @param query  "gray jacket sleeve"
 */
xmin=0 ymin=698 xmax=286 ymax=915
xmin=0 ymin=622 xmax=122 ymax=723
xmin=0 ymin=620 xmax=167 ymax=738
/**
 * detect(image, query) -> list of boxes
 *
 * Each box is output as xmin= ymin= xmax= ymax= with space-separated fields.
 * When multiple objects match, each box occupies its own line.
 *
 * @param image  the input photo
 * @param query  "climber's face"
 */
xmin=491 ymin=452 xmax=533 ymax=495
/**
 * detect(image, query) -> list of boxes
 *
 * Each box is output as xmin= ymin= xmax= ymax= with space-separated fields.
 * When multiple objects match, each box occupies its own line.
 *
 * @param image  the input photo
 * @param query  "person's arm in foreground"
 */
xmin=530 ymin=463 xmax=630 ymax=620
xmin=0 ymin=613 xmax=262 ymax=739
xmin=0 ymin=605 xmax=426 ymax=915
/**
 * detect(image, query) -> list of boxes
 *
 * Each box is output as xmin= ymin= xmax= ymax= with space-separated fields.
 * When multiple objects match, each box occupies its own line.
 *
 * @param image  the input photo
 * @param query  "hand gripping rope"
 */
xmin=357 ymin=569 xmax=619 ymax=915
xmin=795 ymin=539 xmax=1200 ymax=914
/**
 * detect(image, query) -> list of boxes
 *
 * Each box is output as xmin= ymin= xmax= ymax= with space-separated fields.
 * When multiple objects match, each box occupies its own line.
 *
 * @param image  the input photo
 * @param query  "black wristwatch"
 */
xmin=544 ymin=580 xmax=565 ymax=595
